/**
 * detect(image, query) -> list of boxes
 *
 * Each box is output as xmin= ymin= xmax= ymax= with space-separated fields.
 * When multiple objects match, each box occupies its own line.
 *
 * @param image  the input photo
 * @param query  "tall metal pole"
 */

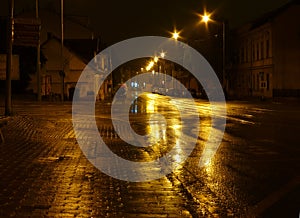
xmin=60 ymin=0 xmax=64 ymax=102
xmin=5 ymin=0 xmax=14 ymax=116
xmin=222 ymin=21 xmax=226 ymax=95
xmin=36 ymin=0 xmax=41 ymax=101
xmin=110 ymin=50 xmax=113 ymax=99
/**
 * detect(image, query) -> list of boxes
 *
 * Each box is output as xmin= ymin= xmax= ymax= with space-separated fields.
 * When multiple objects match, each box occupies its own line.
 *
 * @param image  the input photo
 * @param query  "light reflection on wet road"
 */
xmin=0 ymin=95 xmax=299 ymax=217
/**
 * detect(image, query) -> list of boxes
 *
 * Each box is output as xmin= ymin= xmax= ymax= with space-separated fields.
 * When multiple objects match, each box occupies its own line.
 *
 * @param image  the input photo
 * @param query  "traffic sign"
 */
xmin=13 ymin=18 xmax=41 ymax=47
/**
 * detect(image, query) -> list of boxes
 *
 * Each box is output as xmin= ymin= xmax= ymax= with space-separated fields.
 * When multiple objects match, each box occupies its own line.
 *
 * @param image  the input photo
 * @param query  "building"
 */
xmin=28 ymin=34 xmax=111 ymax=100
xmin=9 ymin=10 xmax=111 ymax=100
xmin=230 ymin=0 xmax=300 ymax=98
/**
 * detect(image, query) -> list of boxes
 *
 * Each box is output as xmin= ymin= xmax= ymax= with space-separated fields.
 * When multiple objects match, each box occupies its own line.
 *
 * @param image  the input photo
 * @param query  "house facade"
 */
xmin=230 ymin=0 xmax=300 ymax=98
xmin=28 ymin=35 xmax=111 ymax=100
xmin=13 ymin=10 xmax=112 ymax=100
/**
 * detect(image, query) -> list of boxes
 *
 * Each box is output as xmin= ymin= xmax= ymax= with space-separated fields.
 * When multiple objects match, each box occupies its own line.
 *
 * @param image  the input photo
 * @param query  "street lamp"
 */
xmin=199 ymin=12 xmax=227 ymax=95
xmin=146 ymin=61 xmax=154 ymax=72
xmin=201 ymin=13 xmax=211 ymax=23
xmin=60 ymin=0 xmax=65 ymax=101
xmin=172 ymin=30 xmax=180 ymax=40
xmin=5 ymin=0 xmax=14 ymax=115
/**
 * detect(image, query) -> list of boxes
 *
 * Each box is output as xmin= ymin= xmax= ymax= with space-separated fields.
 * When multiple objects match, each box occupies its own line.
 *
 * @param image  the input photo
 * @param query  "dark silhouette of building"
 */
xmin=230 ymin=0 xmax=300 ymax=98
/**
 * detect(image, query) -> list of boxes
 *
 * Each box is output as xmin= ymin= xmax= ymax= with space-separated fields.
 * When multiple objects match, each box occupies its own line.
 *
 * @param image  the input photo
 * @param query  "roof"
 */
xmin=42 ymin=34 xmax=105 ymax=64
xmin=64 ymin=38 xmax=100 ymax=63
xmin=250 ymin=0 xmax=300 ymax=30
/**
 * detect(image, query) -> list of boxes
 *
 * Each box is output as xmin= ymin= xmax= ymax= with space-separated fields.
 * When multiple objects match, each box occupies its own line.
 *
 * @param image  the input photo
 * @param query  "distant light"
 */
xmin=202 ymin=14 xmax=210 ymax=23
xmin=172 ymin=31 xmax=179 ymax=40
xmin=131 ymin=81 xmax=138 ymax=88
xmin=199 ymin=10 xmax=213 ymax=24
xmin=154 ymin=56 xmax=158 ymax=63
xmin=146 ymin=61 xmax=155 ymax=71
xmin=160 ymin=52 xmax=165 ymax=58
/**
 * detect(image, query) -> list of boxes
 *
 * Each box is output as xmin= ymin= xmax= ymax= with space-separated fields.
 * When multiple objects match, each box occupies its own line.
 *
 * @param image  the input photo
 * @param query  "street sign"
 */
xmin=13 ymin=18 xmax=41 ymax=47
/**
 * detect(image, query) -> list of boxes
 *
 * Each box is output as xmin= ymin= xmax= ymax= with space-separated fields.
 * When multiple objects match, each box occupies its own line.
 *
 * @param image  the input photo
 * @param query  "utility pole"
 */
xmin=36 ymin=0 xmax=41 ymax=101
xmin=222 ymin=21 xmax=227 ymax=96
xmin=60 ymin=0 xmax=65 ymax=102
xmin=5 ymin=0 xmax=14 ymax=116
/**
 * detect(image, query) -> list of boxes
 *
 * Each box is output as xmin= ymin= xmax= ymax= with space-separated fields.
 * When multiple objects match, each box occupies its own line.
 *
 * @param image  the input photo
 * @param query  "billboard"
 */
xmin=0 ymin=54 xmax=20 ymax=80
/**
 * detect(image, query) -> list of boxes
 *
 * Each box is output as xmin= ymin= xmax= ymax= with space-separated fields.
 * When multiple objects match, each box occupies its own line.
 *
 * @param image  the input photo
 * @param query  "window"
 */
xmin=266 ymin=39 xmax=270 ymax=58
xmin=266 ymin=73 xmax=270 ymax=90
xmin=252 ymin=44 xmax=255 ymax=61
xmin=261 ymin=42 xmax=264 ymax=59
xmin=260 ymin=72 xmax=264 ymax=80
xmin=256 ymin=74 xmax=259 ymax=90
xmin=257 ymin=43 xmax=259 ymax=60
xmin=265 ymin=31 xmax=270 ymax=58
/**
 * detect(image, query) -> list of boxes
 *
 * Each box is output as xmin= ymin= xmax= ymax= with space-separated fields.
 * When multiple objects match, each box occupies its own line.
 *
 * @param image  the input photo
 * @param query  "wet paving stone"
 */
xmin=0 ymin=111 xmax=194 ymax=217
xmin=0 ymin=99 xmax=299 ymax=217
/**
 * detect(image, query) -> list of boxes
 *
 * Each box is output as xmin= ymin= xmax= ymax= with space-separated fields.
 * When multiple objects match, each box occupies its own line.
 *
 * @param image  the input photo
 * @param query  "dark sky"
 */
xmin=0 ymin=0 xmax=291 ymax=44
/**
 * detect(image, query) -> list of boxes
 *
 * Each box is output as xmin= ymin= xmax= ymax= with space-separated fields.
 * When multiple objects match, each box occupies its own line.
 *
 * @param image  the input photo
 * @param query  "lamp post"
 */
xmin=200 ymin=12 xmax=227 ymax=95
xmin=36 ymin=0 xmax=41 ymax=101
xmin=5 ymin=0 xmax=14 ymax=115
xmin=60 ymin=0 xmax=65 ymax=102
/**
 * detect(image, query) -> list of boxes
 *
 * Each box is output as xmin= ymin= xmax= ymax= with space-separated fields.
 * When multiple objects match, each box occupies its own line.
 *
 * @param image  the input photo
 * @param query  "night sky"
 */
xmin=0 ymin=0 xmax=291 ymax=44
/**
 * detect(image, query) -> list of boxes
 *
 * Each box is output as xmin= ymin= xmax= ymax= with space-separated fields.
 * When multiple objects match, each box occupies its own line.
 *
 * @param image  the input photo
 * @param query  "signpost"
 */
xmin=5 ymin=0 xmax=14 ymax=116
xmin=13 ymin=18 xmax=41 ymax=47
xmin=5 ymin=0 xmax=41 ymax=115
xmin=13 ymin=17 xmax=42 ymax=101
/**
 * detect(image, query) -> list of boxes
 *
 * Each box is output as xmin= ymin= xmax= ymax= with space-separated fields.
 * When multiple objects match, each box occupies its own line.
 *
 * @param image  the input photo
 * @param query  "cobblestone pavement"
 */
xmin=0 ymin=102 xmax=195 ymax=217
xmin=0 ymin=99 xmax=299 ymax=217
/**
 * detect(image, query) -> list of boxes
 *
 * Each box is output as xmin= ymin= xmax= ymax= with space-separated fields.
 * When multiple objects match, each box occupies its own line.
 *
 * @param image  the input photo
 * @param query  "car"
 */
xmin=166 ymin=88 xmax=180 ymax=97
xmin=152 ymin=87 xmax=166 ymax=95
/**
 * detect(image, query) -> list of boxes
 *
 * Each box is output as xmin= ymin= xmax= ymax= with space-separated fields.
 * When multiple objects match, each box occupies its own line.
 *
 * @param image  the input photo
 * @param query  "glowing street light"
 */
xmin=202 ymin=14 xmax=211 ymax=23
xmin=160 ymin=52 xmax=165 ymax=58
xmin=198 ymin=10 xmax=227 ymax=93
xmin=146 ymin=61 xmax=155 ymax=71
xmin=172 ymin=31 xmax=179 ymax=40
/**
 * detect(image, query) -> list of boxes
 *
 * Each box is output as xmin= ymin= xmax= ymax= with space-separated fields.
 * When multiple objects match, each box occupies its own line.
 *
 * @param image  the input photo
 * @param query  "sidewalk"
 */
xmin=0 ymin=102 xmax=194 ymax=217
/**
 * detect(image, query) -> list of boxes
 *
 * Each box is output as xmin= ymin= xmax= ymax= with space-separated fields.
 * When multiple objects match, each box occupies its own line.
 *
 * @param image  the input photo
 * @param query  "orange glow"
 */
xmin=202 ymin=14 xmax=211 ymax=23
xmin=146 ymin=61 xmax=155 ymax=71
xmin=172 ymin=31 xmax=179 ymax=40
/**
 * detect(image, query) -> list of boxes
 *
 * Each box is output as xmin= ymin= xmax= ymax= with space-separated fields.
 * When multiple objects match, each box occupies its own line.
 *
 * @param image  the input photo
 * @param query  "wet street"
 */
xmin=0 ymin=95 xmax=299 ymax=217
